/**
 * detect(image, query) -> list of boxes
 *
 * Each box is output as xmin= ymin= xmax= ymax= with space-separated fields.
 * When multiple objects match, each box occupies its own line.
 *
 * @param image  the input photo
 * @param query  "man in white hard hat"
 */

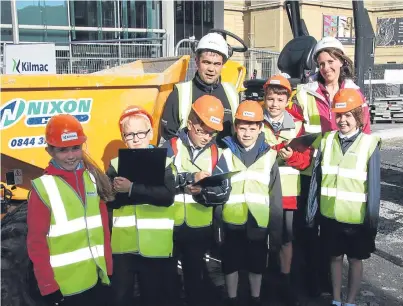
xmin=160 ymin=32 xmax=239 ymax=146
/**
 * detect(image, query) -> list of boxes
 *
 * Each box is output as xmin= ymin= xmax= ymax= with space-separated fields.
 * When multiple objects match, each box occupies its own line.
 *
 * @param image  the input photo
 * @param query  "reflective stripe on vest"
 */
xmin=263 ymin=122 xmax=302 ymax=197
xmin=31 ymin=171 xmax=110 ymax=296
xmin=172 ymin=138 xmax=217 ymax=227
xmin=222 ymin=148 xmax=277 ymax=227
xmin=296 ymin=85 xmax=322 ymax=134
xmin=110 ymin=157 xmax=138 ymax=254
xmin=110 ymin=157 xmax=175 ymax=257
xmin=176 ymin=81 xmax=239 ymax=129
xmin=320 ymin=131 xmax=379 ymax=224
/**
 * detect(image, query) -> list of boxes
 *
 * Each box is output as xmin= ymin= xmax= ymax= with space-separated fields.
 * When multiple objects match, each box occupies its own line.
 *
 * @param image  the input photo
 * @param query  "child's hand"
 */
xmin=113 ymin=177 xmax=132 ymax=193
xmin=186 ymin=184 xmax=202 ymax=195
xmin=279 ymin=147 xmax=293 ymax=160
xmin=194 ymin=171 xmax=210 ymax=183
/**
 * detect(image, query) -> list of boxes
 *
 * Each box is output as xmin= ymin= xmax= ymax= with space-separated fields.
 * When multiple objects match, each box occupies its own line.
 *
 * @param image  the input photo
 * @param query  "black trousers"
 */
xmin=110 ymin=254 xmax=140 ymax=306
xmin=294 ymin=175 xmax=331 ymax=295
xmin=175 ymin=231 xmax=212 ymax=306
xmin=137 ymin=256 xmax=180 ymax=306
xmin=111 ymin=253 xmax=180 ymax=306
xmin=62 ymin=282 xmax=108 ymax=306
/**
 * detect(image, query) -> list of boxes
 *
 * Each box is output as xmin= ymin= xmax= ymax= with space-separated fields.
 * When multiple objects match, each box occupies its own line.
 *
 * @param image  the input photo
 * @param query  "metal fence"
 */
xmin=174 ymin=38 xmax=280 ymax=82
xmin=1 ymin=37 xmax=166 ymax=75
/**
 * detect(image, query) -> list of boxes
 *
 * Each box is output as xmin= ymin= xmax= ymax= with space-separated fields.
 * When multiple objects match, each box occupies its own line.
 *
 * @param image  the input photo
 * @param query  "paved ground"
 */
xmin=199 ymin=127 xmax=403 ymax=306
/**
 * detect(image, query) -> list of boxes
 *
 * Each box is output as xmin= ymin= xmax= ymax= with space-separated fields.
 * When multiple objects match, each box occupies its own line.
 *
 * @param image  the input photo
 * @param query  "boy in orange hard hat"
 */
xmin=106 ymin=106 xmax=179 ymax=306
xmin=161 ymin=95 xmax=231 ymax=306
xmin=215 ymin=100 xmax=283 ymax=306
xmin=27 ymin=114 xmax=114 ymax=306
xmin=262 ymin=74 xmax=315 ymax=306
xmin=307 ymin=89 xmax=381 ymax=306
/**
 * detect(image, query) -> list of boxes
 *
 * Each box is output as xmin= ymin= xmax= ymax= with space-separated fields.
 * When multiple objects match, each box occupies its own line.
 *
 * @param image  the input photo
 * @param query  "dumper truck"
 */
xmin=0 ymin=29 xmax=248 ymax=208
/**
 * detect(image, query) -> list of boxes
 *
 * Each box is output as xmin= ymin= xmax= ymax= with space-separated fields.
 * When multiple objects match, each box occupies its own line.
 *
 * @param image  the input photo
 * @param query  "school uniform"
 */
xmin=162 ymin=128 xmax=231 ymax=306
xmin=307 ymin=129 xmax=381 ymax=260
xmin=216 ymin=133 xmax=283 ymax=275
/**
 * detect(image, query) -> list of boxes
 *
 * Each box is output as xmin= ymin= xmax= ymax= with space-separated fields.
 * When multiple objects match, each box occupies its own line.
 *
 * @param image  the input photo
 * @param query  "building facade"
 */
xmin=0 ymin=0 xmax=224 ymax=56
xmin=225 ymin=0 xmax=403 ymax=64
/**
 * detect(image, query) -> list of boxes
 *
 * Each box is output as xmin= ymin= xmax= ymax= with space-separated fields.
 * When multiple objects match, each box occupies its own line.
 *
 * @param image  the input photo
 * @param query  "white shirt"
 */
xmin=187 ymin=134 xmax=201 ymax=159
xmin=338 ymin=128 xmax=360 ymax=139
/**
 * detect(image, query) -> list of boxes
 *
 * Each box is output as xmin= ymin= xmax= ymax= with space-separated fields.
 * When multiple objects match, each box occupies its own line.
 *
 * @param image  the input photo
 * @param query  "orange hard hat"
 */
xmin=332 ymin=89 xmax=364 ymax=113
xmin=263 ymin=75 xmax=292 ymax=95
xmin=45 ymin=114 xmax=87 ymax=147
xmin=191 ymin=96 xmax=224 ymax=131
xmin=119 ymin=106 xmax=154 ymax=132
xmin=235 ymin=100 xmax=264 ymax=122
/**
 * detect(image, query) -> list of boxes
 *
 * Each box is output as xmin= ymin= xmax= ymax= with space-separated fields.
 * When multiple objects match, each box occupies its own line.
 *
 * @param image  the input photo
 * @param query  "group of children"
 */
xmin=27 ymin=75 xmax=380 ymax=306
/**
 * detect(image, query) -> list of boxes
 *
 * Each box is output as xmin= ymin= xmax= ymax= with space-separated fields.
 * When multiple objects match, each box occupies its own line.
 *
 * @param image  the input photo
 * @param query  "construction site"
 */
xmin=1 ymin=1 xmax=402 ymax=306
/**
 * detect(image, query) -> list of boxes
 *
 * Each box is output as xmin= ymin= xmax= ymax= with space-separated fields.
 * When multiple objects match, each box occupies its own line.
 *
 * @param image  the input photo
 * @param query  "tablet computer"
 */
xmin=118 ymin=148 xmax=167 ymax=186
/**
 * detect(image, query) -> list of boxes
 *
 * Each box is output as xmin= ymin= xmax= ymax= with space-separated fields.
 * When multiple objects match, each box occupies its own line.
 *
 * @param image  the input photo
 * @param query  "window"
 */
xmin=174 ymin=1 xmax=215 ymax=45
xmin=16 ymin=0 xmax=69 ymax=43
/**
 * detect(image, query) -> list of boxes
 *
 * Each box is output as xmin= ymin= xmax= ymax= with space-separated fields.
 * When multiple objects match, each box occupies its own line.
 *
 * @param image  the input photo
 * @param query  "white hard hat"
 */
xmin=196 ymin=32 xmax=229 ymax=60
xmin=313 ymin=36 xmax=345 ymax=61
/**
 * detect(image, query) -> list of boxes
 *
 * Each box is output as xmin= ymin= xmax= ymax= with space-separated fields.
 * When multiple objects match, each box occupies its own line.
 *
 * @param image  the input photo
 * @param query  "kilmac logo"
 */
xmin=0 ymin=98 xmax=93 ymax=130
xmin=12 ymin=58 xmax=49 ymax=73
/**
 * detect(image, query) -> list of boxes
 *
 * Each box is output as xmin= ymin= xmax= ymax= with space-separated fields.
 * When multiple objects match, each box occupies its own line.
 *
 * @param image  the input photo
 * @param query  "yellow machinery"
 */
xmin=0 ymin=56 xmax=246 ymax=202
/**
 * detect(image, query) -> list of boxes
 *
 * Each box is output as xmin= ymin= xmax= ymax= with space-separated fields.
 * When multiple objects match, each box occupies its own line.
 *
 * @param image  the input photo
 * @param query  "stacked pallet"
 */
xmin=371 ymin=96 xmax=403 ymax=123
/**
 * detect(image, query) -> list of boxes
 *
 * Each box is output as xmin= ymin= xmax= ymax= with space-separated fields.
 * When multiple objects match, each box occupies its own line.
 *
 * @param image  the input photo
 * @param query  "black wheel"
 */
xmin=207 ymin=29 xmax=248 ymax=53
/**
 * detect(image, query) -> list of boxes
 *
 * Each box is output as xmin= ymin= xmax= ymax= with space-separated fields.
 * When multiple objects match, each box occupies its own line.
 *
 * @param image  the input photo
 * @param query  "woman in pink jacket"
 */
xmin=296 ymin=36 xmax=371 ymax=135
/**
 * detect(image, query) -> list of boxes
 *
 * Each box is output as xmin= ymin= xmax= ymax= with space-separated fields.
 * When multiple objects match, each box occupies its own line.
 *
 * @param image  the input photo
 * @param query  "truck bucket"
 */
xmin=0 ymin=56 xmax=190 ymax=200
xmin=1 ymin=56 xmax=246 ymax=202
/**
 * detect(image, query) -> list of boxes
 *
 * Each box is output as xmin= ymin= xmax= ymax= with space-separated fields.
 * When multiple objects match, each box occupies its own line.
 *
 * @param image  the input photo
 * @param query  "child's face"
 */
xmin=264 ymin=91 xmax=288 ymax=119
xmin=335 ymin=111 xmax=358 ymax=135
xmin=122 ymin=117 xmax=153 ymax=149
xmin=235 ymin=122 xmax=262 ymax=148
xmin=187 ymin=118 xmax=217 ymax=149
xmin=46 ymin=145 xmax=83 ymax=171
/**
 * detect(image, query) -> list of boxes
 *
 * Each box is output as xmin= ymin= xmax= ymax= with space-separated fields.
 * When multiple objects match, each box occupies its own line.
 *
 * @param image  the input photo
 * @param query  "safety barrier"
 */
xmin=174 ymin=38 xmax=280 ymax=82
xmin=1 ymin=37 xmax=166 ymax=74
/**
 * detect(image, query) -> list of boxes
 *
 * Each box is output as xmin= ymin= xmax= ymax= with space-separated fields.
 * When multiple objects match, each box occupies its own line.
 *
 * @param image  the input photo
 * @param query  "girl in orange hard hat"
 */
xmin=307 ymin=88 xmax=381 ymax=306
xmin=216 ymin=100 xmax=283 ymax=306
xmin=27 ymin=114 xmax=114 ymax=306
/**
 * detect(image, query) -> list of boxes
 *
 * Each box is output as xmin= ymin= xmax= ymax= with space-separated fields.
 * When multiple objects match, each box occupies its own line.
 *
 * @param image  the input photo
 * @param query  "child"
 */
xmin=27 ymin=114 xmax=114 ymax=306
xmin=216 ymin=100 xmax=283 ymax=306
xmin=106 ymin=106 xmax=178 ymax=306
xmin=162 ymin=95 xmax=231 ymax=306
xmin=262 ymin=75 xmax=313 ymax=306
xmin=307 ymin=88 xmax=381 ymax=306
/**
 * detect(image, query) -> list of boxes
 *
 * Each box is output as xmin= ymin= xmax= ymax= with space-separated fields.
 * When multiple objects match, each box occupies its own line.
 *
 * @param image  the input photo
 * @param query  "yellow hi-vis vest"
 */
xmin=31 ymin=171 xmax=110 ymax=296
xmin=320 ymin=131 xmax=380 ymax=224
xmin=263 ymin=121 xmax=303 ymax=199
xmin=296 ymin=84 xmax=322 ymax=134
xmin=110 ymin=158 xmax=175 ymax=258
xmin=221 ymin=148 xmax=277 ymax=227
xmin=172 ymin=138 xmax=219 ymax=227
xmin=176 ymin=81 xmax=239 ymax=129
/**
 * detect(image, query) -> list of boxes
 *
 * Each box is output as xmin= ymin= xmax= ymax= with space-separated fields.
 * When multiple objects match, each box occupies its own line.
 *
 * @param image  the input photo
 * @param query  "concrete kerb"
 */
xmin=372 ymin=127 xmax=403 ymax=140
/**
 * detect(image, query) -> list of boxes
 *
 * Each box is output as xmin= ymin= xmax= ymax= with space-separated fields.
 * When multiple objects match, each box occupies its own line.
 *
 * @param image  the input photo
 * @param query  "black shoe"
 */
xmin=226 ymin=297 xmax=239 ymax=306
xmin=249 ymin=296 xmax=262 ymax=306
xmin=279 ymin=273 xmax=300 ymax=306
